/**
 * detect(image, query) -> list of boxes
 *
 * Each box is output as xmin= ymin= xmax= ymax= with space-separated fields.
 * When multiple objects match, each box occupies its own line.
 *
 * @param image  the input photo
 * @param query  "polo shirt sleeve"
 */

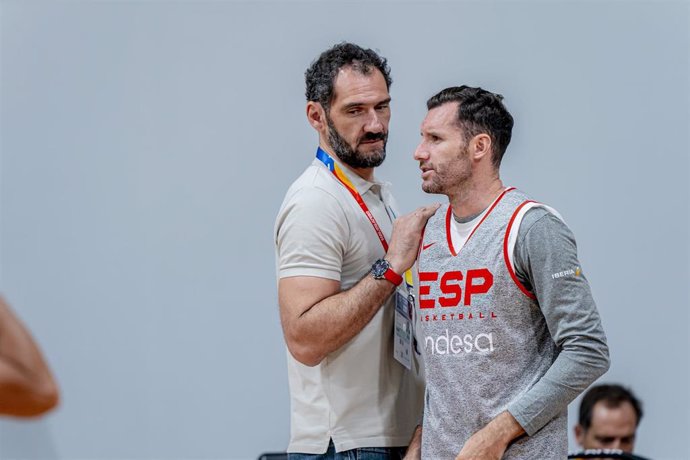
xmin=506 ymin=208 xmax=610 ymax=436
xmin=275 ymin=185 xmax=349 ymax=281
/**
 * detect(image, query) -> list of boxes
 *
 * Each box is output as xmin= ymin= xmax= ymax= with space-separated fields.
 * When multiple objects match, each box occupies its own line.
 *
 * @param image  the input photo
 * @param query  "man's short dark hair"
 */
xmin=305 ymin=42 xmax=392 ymax=112
xmin=579 ymin=384 xmax=644 ymax=431
xmin=426 ymin=86 xmax=514 ymax=169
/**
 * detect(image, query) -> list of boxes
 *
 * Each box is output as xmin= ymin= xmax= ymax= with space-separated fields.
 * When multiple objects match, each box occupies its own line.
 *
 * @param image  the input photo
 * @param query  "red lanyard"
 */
xmin=316 ymin=147 xmax=389 ymax=252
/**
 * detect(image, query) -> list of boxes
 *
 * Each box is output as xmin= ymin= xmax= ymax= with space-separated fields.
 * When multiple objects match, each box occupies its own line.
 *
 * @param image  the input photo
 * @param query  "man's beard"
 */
xmin=327 ymin=117 xmax=387 ymax=169
xmin=422 ymin=144 xmax=472 ymax=195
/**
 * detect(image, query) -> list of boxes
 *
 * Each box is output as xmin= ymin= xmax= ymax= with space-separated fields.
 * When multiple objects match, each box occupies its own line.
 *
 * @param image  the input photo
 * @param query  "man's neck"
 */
xmin=448 ymin=177 xmax=505 ymax=221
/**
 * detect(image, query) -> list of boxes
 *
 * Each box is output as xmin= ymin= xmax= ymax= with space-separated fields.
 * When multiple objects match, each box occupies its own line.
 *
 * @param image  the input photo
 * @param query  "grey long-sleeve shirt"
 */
xmin=418 ymin=190 xmax=610 ymax=458
xmin=507 ymin=207 xmax=610 ymax=434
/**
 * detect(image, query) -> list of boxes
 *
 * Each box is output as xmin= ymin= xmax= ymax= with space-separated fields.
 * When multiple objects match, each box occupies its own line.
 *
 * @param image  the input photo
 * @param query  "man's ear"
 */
xmin=469 ymin=133 xmax=493 ymax=162
xmin=306 ymin=101 xmax=327 ymax=131
xmin=574 ymin=424 xmax=585 ymax=446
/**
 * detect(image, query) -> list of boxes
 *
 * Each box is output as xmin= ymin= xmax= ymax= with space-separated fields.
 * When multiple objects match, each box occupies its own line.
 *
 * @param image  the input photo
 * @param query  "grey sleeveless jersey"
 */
xmin=417 ymin=188 xmax=567 ymax=459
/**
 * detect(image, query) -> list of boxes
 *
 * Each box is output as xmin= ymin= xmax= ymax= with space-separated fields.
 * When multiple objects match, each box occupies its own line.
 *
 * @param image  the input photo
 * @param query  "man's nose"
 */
xmin=414 ymin=143 xmax=427 ymax=161
xmin=610 ymin=439 xmax=622 ymax=450
xmin=364 ymin=110 xmax=384 ymax=132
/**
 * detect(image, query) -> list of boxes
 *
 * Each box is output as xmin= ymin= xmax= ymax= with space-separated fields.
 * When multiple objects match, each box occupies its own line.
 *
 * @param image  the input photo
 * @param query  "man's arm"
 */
xmin=0 ymin=295 xmax=60 ymax=417
xmin=505 ymin=210 xmax=610 ymax=434
xmin=455 ymin=209 xmax=609 ymax=458
xmin=403 ymin=425 xmax=422 ymax=460
xmin=279 ymin=204 xmax=439 ymax=366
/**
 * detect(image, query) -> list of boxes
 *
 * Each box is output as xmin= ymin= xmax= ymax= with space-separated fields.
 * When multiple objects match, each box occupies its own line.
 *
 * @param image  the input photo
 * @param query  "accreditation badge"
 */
xmin=394 ymin=288 xmax=413 ymax=370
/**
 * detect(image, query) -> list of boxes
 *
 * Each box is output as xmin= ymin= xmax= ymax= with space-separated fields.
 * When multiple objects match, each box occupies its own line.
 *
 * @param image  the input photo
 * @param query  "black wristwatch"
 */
xmin=371 ymin=258 xmax=403 ymax=286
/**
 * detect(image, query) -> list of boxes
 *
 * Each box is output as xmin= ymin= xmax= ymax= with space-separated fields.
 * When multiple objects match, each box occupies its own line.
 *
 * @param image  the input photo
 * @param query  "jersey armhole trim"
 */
xmin=503 ymin=201 xmax=565 ymax=300
xmin=503 ymin=201 xmax=537 ymax=299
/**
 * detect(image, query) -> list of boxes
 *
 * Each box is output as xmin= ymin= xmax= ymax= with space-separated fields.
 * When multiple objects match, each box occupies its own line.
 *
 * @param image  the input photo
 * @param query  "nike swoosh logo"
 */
xmin=422 ymin=242 xmax=436 ymax=251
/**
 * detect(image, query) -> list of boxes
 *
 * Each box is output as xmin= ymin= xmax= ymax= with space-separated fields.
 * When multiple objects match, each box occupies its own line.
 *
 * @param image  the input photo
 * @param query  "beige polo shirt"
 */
xmin=274 ymin=153 xmax=423 ymax=454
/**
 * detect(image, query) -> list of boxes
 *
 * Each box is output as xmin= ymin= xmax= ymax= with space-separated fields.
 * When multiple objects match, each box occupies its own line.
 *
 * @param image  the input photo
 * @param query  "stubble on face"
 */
xmin=326 ymin=115 xmax=388 ymax=169
xmin=421 ymin=142 xmax=472 ymax=195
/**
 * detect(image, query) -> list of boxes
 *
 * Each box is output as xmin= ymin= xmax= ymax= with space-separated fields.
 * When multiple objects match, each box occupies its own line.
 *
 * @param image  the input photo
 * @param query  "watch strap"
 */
xmin=383 ymin=267 xmax=403 ymax=286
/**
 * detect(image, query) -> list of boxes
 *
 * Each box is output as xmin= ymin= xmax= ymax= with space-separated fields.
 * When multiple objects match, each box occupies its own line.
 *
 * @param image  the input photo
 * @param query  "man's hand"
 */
xmin=403 ymin=425 xmax=422 ymax=460
xmin=279 ymin=203 xmax=440 ymax=367
xmin=455 ymin=429 xmax=507 ymax=460
xmin=386 ymin=204 xmax=440 ymax=274
xmin=455 ymin=411 xmax=525 ymax=460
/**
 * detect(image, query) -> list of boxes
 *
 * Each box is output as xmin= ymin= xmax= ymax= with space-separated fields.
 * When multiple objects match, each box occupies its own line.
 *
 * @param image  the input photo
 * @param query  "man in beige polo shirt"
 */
xmin=274 ymin=43 xmax=436 ymax=459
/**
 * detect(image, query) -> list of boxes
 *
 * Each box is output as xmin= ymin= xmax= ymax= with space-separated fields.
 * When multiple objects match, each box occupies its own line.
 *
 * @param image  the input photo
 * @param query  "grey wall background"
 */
xmin=0 ymin=1 xmax=688 ymax=459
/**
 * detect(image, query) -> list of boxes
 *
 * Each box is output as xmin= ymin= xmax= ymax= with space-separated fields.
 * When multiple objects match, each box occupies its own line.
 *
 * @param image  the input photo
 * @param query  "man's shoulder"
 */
xmin=513 ymin=201 xmax=576 ymax=259
xmin=503 ymin=189 xmax=563 ymax=232
xmin=520 ymin=206 xmax=553 ymax=229
xmin=276 ymin=163 xmax=347 ymax=226
xmin=284 ymin=161 xmax=344 ymax=199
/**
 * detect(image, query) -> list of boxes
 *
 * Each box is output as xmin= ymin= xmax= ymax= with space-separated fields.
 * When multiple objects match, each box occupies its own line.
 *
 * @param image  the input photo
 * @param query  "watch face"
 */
xmin=372 ymin=259 xmax=389 ymax=278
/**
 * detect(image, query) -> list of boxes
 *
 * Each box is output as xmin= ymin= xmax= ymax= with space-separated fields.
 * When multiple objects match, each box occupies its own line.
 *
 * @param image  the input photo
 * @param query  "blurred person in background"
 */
xmin=0 ymin=295 xmax=59 ymax=417
xmin=575 ymin=384 xmax=643 ymax=453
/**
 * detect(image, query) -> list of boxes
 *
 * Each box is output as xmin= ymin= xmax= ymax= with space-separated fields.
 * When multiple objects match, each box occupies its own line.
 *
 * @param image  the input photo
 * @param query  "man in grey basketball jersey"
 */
xmin=406 ymin=86 xmax=610 ymax=459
